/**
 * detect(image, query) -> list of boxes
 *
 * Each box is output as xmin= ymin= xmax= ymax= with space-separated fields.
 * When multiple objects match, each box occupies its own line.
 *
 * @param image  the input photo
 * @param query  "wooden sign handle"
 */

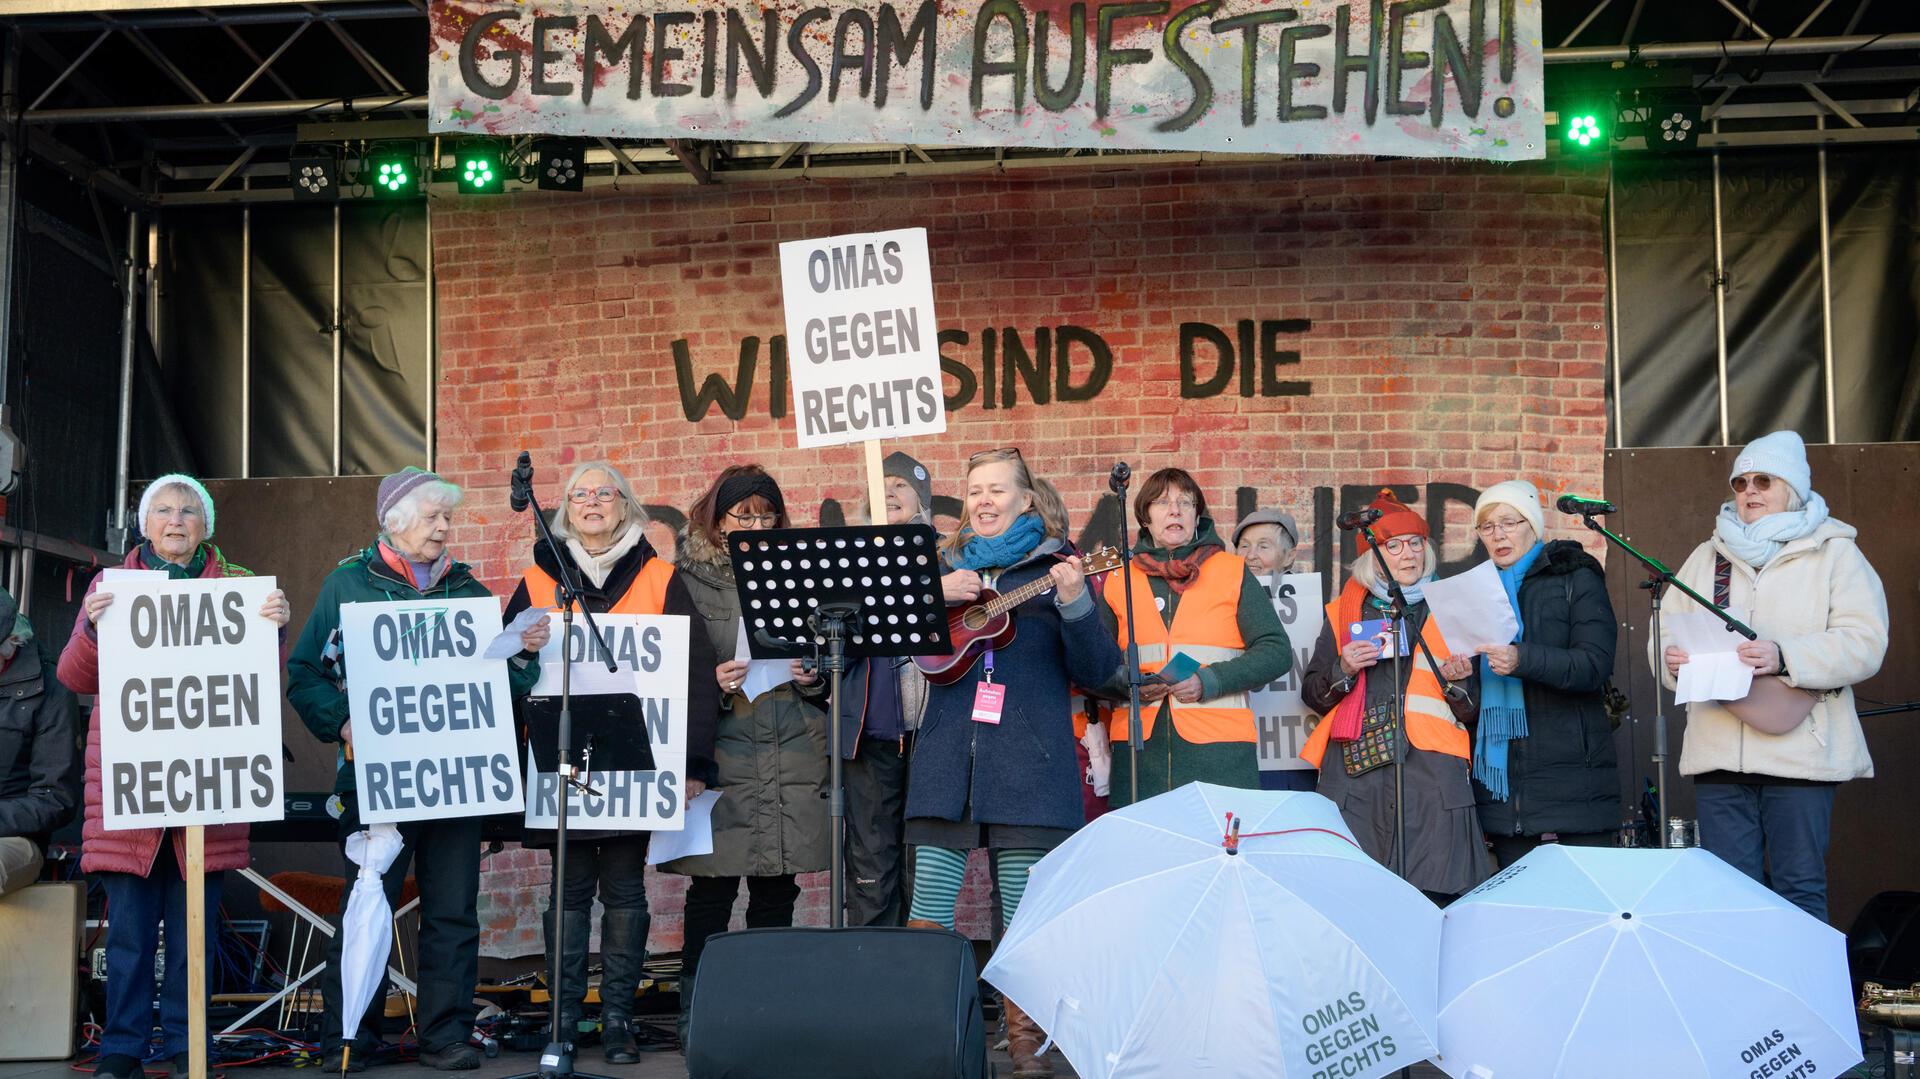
xmin=863 ymin=440 xmax=887 ymax=527
xmin=186 ymin=825 xmax=208 ymax=1079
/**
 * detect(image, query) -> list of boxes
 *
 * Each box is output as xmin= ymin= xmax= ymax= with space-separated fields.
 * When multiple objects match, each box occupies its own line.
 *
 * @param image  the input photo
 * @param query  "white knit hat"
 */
xmin=1730 ymin=430 xmax=1812 ymax=502
xmin=1473 ymin=479 xmax=1543 ymax=538
xmin=137 ymin=474 xmax=215 ymax=539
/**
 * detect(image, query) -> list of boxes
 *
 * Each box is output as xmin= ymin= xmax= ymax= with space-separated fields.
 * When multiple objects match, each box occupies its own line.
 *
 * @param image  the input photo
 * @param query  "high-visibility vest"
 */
xmin=1300 ymin=579 xmax=1469 ymax=768
xmin=518 ymin=557 xmax=675 ymax=617
xmin=1101 ymin=551 xmax=1256 ymax=745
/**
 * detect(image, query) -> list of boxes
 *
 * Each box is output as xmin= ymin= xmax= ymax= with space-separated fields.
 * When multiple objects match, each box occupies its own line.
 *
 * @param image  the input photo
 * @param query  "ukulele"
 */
xmin=914 ymin=545 xmax=1123 ymax=686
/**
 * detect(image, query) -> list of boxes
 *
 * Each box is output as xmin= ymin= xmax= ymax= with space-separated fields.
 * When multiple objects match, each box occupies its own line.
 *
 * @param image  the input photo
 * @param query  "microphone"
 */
xmin=1336 ymin=507 xmax=1383 ymax=531
xmin=509 ymin=451 xmax=534 ymax=513
xmin=1556 ymin=494 xmax=1615 ymax=516
xmin=1108 ymin=461 xmax=1132 ymax=494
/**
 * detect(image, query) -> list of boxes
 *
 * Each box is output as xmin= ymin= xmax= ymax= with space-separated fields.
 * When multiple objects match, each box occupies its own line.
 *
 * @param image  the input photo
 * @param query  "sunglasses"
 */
xmin=967 ymin=446 xmax=1026 ymax=469
xmin=1730 ymin=474 xmax=1775 ymax=494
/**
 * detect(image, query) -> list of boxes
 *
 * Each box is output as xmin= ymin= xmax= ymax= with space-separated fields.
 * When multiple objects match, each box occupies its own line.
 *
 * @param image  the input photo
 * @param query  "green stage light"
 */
xmin=367 ymin=144 xmax=417 ymax=198
xmin=1562 ymin=111 xmax=1605 ymax=151
xmin=458 ymin=141 xmax=505 ymax=195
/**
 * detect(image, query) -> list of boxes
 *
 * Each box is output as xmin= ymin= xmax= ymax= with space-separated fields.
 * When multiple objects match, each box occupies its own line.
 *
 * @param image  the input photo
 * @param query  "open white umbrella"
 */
xmin=1436 ymin=845 xmax=1862 ymax=1079
xmin=336 ymin=823 xmax=405 ymax=1073
xmin=983 ymin=782 xmax=1441 ymax=1079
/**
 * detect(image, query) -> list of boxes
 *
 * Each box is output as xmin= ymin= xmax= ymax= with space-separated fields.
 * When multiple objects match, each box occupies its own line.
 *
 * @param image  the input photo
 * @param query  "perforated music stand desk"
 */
xmin=726 ymin=524 xmax=950 ymax=661
xmin=726 ymin=523 xmax=948 ymax=929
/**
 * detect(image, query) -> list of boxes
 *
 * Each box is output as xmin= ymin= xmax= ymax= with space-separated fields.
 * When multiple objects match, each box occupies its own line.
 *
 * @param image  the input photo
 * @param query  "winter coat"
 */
xmin=0 ymin=641 xmax=79 ymax=849
xmin=286 ymin=543 xmax=542 ymax=796
xmin=59 ymin=546 xmax=253 ymax=877
xmin=833 ymin=657 xmax=930 ymax=761
xmin=504 ymin=528 xmax=721 ymax=844
xmin=657 ymin=529 xmax=830 ymax=878
xmin=1472 ymin=540 xmax=1622 ymax=838
xmin=1653 ymin=518 xmax=1887 ymax=781
xmin=905 ymin=537 xmax=1125 ymax=834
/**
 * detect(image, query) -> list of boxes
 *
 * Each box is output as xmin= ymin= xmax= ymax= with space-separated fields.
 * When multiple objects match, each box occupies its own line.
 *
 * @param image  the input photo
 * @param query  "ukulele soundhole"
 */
xmin=961 ymin=607 xmax=991 ymax=631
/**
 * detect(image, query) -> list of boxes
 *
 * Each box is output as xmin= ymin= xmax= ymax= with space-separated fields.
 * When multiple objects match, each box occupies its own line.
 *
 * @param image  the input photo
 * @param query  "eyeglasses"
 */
xmin=1379 ymin=536 xmax=1426 ymax=554
xmin=148 ymin=505 xmax=202 ymax=521
xmin=1475 ymin=517 xmax=1530 ymax=537
xmin=1730 ymin=474 xmax=1774 ymax=493
xmin=568 ymin=486 xmax=619 ymax=504
xmin=726 ymin=510 xmax=780 ymax=528
xmin=1149 ymin=497 xmax=1199 ymax=514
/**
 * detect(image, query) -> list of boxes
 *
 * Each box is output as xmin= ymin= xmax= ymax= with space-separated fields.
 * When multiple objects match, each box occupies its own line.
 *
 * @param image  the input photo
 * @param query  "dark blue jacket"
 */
xmin=905 ymin=539 xmax=1123 ymax=833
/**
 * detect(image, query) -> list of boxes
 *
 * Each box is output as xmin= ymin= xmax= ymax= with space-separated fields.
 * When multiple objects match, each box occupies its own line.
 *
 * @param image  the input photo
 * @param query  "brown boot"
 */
xmin=905 ymin=918 xmax=948 ymax=930
xmin=1002 ymin=996 xmax=1053 ymax=1079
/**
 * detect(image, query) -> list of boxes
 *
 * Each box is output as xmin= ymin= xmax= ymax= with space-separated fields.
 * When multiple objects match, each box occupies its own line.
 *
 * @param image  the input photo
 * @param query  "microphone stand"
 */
xmin=1110 ymin=464 xmax=1146 ymax=806
xmin=1571 ymin=511 xmax=1754 ymax=841
xmin=508 ymin=458 xmax=619 ymax=1079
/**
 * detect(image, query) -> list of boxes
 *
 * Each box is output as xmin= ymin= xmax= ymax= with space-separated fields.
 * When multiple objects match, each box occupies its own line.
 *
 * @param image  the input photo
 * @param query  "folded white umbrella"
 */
xmin=983 ymin=782 xmax=1441 ymax=1079
xmin=336 ymin=823 xmax=405 ymax=1071
xmin=1436 ymin=845 xmax=1862 ymax=1079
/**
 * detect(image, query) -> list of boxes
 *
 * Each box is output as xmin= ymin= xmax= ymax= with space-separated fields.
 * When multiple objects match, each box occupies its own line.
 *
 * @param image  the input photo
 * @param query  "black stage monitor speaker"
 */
xmin=685 ymin=927 xmax=988 ymax=1079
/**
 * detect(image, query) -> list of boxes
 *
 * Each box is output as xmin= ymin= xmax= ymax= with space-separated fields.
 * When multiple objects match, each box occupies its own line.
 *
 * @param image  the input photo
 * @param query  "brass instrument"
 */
xmin=1860 ymin=982 xmax=1920 ymax=1030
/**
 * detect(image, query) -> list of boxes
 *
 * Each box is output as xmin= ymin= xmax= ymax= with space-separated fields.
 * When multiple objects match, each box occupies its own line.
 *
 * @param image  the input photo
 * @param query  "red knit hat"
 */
xmin=1366 ymin=488 xmax=1428 ymax=541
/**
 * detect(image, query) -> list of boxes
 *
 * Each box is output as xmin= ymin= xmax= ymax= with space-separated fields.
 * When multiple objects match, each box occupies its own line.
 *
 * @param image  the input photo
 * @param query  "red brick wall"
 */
xmin=432 ymin=157 xmax=1611 ymax=957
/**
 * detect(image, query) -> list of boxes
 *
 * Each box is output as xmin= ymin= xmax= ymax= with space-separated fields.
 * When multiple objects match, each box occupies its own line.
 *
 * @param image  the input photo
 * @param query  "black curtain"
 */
xmin=1827 ymin=145 xmax=1920 ymax=444
xmin=247 ymin=204 xmax=335 ymax=477
xmin=164 ymin=208 xmax=245 ymax=476
xmin=1612 ymin=154 xmax=1720 ymax=447
xmin=1719 ymin=151 xmax=1824 ymax=446
xmin=340 ymin=202 xmax=429 ymax=476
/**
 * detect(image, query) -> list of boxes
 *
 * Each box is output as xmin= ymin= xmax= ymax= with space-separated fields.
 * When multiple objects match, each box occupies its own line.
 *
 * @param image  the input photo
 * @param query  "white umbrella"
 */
xmin=336 ymin=823 xmax=405 ymax=1072
xmin=1436 ymin=845 xmax=1863 ymax=1079
xmin=982 ymin=782 xmax=1441 ymax=1079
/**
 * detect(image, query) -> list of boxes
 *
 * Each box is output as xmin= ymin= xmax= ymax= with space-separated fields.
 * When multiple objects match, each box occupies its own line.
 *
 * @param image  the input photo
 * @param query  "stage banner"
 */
xmin=341 ymin=597 xmax=526 ymax=824
xmin=523 ymin=613 xmax=693 ymax=831
xmin=779 ymin=228 xmax=946 ymax=448
xmin=1251 ymin=572 xmax=1323 ymax=773
xmin=97 ymin=576 xmax=286 ymax=830
xmin=428 ymin=0 xmax=1545 ymax=161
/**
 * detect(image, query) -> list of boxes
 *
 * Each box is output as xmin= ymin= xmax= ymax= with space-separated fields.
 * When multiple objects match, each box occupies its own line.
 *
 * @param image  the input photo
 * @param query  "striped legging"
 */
xmin=907 ymin=845 xmax=1043 ymax=929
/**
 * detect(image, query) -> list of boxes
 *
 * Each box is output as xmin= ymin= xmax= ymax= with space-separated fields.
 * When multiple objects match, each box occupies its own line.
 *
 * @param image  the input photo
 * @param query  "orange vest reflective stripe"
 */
xmin=518 ymin=558 xmax=675 ymax=617
xmin=1101 ymin=551 xmax=1255 ymax=745
xmin=1300 ymin=579 xmax=1469 ymax=768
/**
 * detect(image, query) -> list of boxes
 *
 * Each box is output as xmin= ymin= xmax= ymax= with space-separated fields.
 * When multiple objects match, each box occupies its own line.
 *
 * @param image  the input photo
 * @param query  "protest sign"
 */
xmin=97 ymin=576 xmax=285 ymax=830
xmin=341 ymin=597 xmax=524 ymax=823
xmin=778 ymin=228 xmax=945 ymax=450
xmin=1251 ymin=573 xmax=1324 ymax=774
xmin=524 ymin=613 xmax=692 ymax=831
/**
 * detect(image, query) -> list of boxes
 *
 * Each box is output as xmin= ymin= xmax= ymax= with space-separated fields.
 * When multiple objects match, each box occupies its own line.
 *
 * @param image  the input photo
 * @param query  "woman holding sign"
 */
xmin=1299 ymin=489 xmax=1486 ymax=902
xmin=1095 ymin=468 xmax=1293 ymax=808
xmin=1465 ymin=480 xmax=1621 ymax=868
xmin=503 ymin=460 xmax=719 ymax=1063
xmin=287 ymin=468 xmax=549 ymax=1072
xmin=1654 ymin=432 xmax=1888 ymax=921
xmin=659 ymin=464 xmax=827 ymax=1047
xmin=904 ymin=447 xmax=1123 ymax=1079
xmin=57 ymin=474 xmax=291 ymax=1079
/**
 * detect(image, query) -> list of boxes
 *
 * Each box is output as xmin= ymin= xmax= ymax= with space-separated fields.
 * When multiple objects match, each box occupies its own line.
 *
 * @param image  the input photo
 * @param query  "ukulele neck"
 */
xmin=982 ymin=573 xmax=1056 ymax=618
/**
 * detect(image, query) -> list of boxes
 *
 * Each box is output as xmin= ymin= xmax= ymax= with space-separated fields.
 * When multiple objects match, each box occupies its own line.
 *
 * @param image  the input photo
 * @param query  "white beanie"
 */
xmin=1730 ymin=430 xmax=1812 ymax=502
xmin=137 ymin=474 xmax=215 ymax=539
xmin=1474 ymin=479 xmax=1544 ymax=538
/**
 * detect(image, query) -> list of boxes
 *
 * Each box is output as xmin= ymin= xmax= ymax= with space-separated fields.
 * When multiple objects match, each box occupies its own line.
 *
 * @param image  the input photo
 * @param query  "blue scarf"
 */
xmin=1363 ymin=572 xmax=1425 ymax=607
xmin=1474 ymin=542 xmax=1544 ymax=801
xmin=1713 ymin=492 xmax=1829 ymax=569
xmin=953 ymin=512 xmax=1047 ymax=571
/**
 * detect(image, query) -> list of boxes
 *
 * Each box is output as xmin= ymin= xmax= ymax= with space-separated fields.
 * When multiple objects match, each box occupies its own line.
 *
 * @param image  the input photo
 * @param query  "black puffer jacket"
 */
xmin=1473 ymin=540 xmax=1622 ymax=838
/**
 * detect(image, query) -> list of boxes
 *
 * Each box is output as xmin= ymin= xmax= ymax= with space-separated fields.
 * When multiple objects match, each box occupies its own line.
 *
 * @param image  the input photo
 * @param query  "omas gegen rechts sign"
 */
xmin=97 ymin=577 xmax=286 ymax=830
xmin=427 ymin=0 xmax=1544 ymax=160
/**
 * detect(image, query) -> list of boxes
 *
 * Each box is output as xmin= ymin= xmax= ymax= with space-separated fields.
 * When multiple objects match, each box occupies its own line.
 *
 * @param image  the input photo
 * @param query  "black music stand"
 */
xmin=727 ymin=524 xmax=949 ymax=927
xmin=525 ymin=697 xmax=658 ymax=776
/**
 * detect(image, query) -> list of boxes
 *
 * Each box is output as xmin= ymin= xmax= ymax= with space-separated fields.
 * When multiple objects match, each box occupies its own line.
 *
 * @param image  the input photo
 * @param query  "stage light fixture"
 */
xmin=457 ymin=140 xmax=506 ymax=195
xmin=535 ymin=137 xmax=587 ymax=192
xmin=1562 ymin=109 xmax=1606 ymax=151
xmin=289 ymin=146 xmax=340 ymax=201
xmin=366 ymin=143 xmax=418 ymax=197
xmin=1649 ymin=98 xmax=1702 ymax=151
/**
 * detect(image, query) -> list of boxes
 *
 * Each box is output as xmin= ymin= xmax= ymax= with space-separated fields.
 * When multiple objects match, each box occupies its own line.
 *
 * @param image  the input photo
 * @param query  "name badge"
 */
xmin=972 ymin=682 xmax=1007 ymax=724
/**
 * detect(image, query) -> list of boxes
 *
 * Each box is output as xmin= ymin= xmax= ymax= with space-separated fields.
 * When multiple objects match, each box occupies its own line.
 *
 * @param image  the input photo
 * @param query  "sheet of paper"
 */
xmin=483 ymin=605 xmax=553 ymax=660
xmin=646 ymin=789 xmax=722 ymax=864
xmin=1675 ymin=652 xmax=1755 ymax=705
xmin=101 ymin=568 xmax=167 ymax=585
xmin=734 ymin=617 xmax=794 ymax=701
xmin=1668 ymin=608 xmax=1747 ymax=658
xmin=1421 ymin=560 xmax=1521 ymax=655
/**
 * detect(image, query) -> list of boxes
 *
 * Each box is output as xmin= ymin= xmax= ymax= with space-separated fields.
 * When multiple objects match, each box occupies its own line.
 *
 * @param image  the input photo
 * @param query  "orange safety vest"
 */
xmin=1300 ymin=579 xmax=1469 ymax=768
xmin=518 ymin=558 xmax=675 ymax=617
xmin=1101 ymin=551 xmax=1256 ymax=745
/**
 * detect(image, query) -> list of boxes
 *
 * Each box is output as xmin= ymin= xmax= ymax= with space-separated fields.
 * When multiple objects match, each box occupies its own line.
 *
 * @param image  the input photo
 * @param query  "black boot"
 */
xmin=598 ymin=907 xmax=650 ymax=1064
xmin=541 ymin=907 xmax=591 ymax=1039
